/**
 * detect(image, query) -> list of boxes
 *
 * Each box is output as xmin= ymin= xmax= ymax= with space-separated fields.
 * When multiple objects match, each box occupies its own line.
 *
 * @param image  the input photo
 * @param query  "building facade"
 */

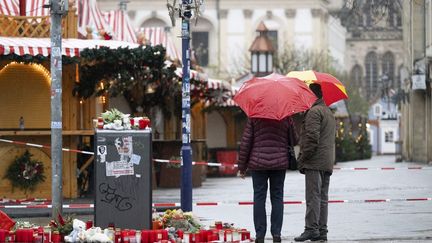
xmin=400 ymin=0 xmax=432 ymax=163
xmin=330 ymin=1 xmax=404 ymax=155
xmin=98 ymin=0 xmax=346 ymax=78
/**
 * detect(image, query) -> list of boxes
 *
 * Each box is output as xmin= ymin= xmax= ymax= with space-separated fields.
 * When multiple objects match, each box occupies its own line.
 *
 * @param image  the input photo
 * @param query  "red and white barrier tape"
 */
xmin=0 ymin=198 xmax=51 ymax=204
xmin=332 ymin=166 xmax=432 ymax=170
xmin=153 ymin=159 xmax=238 ymax=168
xmin=0 ymin=198 xmax=430 ymax=209
xmin=0 ymin=138 xmax=94 ymax=155
xmin=2 ymin=138 xmax=432 ymax=170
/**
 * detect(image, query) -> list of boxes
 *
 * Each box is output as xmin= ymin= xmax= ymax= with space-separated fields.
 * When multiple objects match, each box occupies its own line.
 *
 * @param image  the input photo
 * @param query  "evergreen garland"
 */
xmin=0 ymin=53 xmax=79 ymax=65
xmin=74 ymin=45 xmax=182 ymax=117
xmin=4 ymin=150 xmax=46 ymax=192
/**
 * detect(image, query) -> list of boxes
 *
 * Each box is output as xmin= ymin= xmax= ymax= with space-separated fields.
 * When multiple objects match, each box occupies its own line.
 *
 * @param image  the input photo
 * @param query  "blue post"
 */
xmin=180 ymin=0 xmax=193 ymax=212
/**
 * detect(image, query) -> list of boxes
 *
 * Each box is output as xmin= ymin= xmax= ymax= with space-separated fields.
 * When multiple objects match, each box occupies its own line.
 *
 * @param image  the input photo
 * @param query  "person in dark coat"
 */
xmin=238 ymin=117 xmax=297 ymax=243
xmin=294 ymin=83 xmax=336 ymax=242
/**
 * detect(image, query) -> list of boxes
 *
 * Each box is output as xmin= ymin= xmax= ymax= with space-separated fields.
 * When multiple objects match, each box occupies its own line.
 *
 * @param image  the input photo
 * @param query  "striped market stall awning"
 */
xmin=104 ymin=9 xmax=137 ymax=43
xmin=0 ymin=0 xmax=50 ymax=16
xmin=77 ymin=0 xmax=110 ymax=37
xmin=0 ymin=37 xmax=139 ymax=57
xmin=1 ymin=0 xmax=137 ymax=44
xmin=139 ymin=27 xmax=181 ymax=60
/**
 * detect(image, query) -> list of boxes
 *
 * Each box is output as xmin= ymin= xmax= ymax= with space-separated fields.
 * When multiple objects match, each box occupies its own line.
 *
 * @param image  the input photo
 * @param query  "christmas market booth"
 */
xmin=0 ymin=0 xmax=239 ymax=199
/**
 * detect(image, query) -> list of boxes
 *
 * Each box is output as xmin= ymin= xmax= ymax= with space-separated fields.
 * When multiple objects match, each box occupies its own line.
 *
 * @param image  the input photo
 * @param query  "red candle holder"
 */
xmin=114 ymin=229 xmax=121 ymax=243
xmin=0 ymin=229 xmax=8 ymax=242
xmin=7 ymin=231 xmax=15 ymax=242
xmin=97 ymin=117 xmax=104 ymax=129
xmin=51 ymin=231 xmax=61 ymax=243
xmin=199 ymin=229 xmax=208 ymax=242
xmin=161 ymin=229 xmax=168 ymax=240
xmin=141 ymin=230 xmax=150 ymax=243
xmin=215 ymin=221 xmax=223 ymax=230
xmin=121 ymin=229 xmax=130 ymax=243
xmin=176 ymin=229 xmax=184 ymax=239
xmin=86 ymin=220 xmax=93 ymax=230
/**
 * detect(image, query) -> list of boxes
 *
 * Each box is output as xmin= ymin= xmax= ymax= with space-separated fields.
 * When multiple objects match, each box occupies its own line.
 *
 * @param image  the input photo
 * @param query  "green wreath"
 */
xmin=4 ymin=150 xmax=46 ymax=192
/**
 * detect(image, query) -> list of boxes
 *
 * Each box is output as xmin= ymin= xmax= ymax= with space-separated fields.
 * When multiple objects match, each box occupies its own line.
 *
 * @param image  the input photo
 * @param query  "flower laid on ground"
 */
xmin=50 ymin=213 xmax=74 ymax=236
xmin=158 ymin=209 xmax=203 ymax=233
xmin=4 ymin=150 xmax=45 ymax=192
xmin=11 ymin=221 xmax=33 ymax=230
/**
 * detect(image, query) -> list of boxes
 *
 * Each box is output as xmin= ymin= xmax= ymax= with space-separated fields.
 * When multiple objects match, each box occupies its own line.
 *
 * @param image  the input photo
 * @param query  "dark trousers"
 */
xmin=304 ymin=169 xmax=331 ymax=233
xmin=251 ymin=170 xmax=286 ymax=239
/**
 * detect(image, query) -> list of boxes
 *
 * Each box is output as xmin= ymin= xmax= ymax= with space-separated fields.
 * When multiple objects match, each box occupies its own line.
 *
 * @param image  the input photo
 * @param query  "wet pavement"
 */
xmin=8 ymin=155 xmax=432 ymax=242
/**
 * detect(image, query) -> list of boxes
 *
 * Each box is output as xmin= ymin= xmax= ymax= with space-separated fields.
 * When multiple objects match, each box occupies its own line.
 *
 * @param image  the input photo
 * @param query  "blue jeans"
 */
xmin=251 ymin=170 xmax=286 ymax=239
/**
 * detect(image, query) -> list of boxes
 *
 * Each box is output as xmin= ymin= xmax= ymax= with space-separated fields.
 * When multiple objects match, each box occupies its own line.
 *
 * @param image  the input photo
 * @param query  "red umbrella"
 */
xmin=233 ymin=73 xmax=317 ymax=120
xmin=287 ymin=70 xmax=348 ymax=106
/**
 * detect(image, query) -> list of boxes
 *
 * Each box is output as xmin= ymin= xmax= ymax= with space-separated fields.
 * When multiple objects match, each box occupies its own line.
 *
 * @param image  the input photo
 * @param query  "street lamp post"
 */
xmin=180 ymin=0 xmax=193 ymax=212
xmin=167 ymin=0 xmax=204 ymax=212
xmin=249 ymin=21 xmax=275 ymax=77
xmin=45 ymin=0 xmax=67 ymax=217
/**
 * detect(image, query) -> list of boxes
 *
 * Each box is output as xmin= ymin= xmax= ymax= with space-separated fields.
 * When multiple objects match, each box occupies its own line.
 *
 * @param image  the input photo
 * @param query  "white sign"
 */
xmin=412 ymin=75 xmax=426 ymax=90
xmin=106 ymin=161 xmax=134 ymax=177
xmin=130 ymin=154 xmax=141 ymax=165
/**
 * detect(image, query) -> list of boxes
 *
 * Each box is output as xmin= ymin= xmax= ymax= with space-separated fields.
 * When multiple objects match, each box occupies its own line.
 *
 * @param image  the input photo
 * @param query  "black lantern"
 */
xmin=249 ymin=21 xmax=275 ymax=77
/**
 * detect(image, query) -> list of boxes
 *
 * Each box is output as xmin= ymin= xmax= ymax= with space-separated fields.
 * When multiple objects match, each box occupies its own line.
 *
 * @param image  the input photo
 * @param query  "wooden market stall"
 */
xmin=0 ymin=3 xmax=103 ymax=199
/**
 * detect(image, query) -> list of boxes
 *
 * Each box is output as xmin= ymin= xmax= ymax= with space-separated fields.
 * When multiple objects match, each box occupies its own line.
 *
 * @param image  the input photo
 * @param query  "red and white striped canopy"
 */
xmin=1 ymin=0 xmax=134 ymax=43
xmin=0 ymin=0 xmax=49 ymax=16
xmin=104 ymin=10 xmax=137 ymax=43
xmin=140 ymin=27 xmax=180 ymax=60
xmin=77 ymin=0 xmax=110 ymax=37
xmin=0 ymin=37 xmax=139 ymax=57
xmin=77 ymin=0 xmax=137 ymax=43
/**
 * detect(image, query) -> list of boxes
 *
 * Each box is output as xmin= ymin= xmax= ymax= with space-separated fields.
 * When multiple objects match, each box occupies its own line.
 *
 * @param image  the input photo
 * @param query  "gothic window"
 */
xmin=350 ymin=65 xmax=363 ymax=86
xmin=382 ymin=52 xmax=395 ymax=88
xmin=365 ymin=52 xmax=378 ymax=97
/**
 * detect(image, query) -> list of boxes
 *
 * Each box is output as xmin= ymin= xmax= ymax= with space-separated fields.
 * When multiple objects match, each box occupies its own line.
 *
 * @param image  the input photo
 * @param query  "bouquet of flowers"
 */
xmin=158 ymin=209 xmax=202 ymax=233
xmin=100 ymin=108 xmax=150 ymax=130
xmin=101 ymin=108 xmax=131 ymax=130
xmin=50 ymin=213 xmax=74 ymax=236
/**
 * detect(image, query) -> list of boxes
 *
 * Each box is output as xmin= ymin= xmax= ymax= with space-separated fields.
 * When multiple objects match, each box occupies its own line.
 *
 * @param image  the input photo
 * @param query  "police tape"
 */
xmin=0 ymin=138 xmax=94 ymax=155
xmin=0 ymin=198 xmax=51 ymax=204
xmin=0 ymin=198 xmax=430 ymax=209
xmin=1 ymin=138 xmax=432 ymax=170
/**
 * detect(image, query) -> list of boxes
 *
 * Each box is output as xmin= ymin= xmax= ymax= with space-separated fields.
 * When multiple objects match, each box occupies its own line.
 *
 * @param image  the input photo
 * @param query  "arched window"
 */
xmin=191 ymin=18 xmax=213 ymax=67
xmin=382 ymin=51 xmax=395 ymax=87
xmin=365 ymin=52 xmax=378 ymax=97
xmin=350 ymin=65 xmax=363 ymax=86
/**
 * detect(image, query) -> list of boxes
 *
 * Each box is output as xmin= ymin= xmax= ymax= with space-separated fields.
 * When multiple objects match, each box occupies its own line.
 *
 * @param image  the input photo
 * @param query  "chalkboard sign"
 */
xmin=94 ymin=129 xmax=152 ymax=229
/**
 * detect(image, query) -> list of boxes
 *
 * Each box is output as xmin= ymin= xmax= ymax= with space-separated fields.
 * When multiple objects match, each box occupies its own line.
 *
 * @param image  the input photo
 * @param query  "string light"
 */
xmin=0 ymin=62 xmax=51 ymax=84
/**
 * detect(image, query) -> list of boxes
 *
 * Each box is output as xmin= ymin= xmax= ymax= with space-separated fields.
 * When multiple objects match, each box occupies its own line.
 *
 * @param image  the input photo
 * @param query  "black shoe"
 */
xmin=318 ymin=229 xmax=328 ymax=241
xmin=273 ymin=235 xmax=282 ymax=242
xmin=316 ymin=233 xmax=327 ymax=241
xmin=294 ymin=231 xmax=320 ymax=242
xmin=255 ymin=237 xmax=265 ymax=243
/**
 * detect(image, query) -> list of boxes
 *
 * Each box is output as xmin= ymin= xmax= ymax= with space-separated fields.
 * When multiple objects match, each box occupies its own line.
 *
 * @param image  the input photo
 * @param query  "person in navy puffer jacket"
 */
xmin=238 ymin=116 xmax=297 ymax=243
